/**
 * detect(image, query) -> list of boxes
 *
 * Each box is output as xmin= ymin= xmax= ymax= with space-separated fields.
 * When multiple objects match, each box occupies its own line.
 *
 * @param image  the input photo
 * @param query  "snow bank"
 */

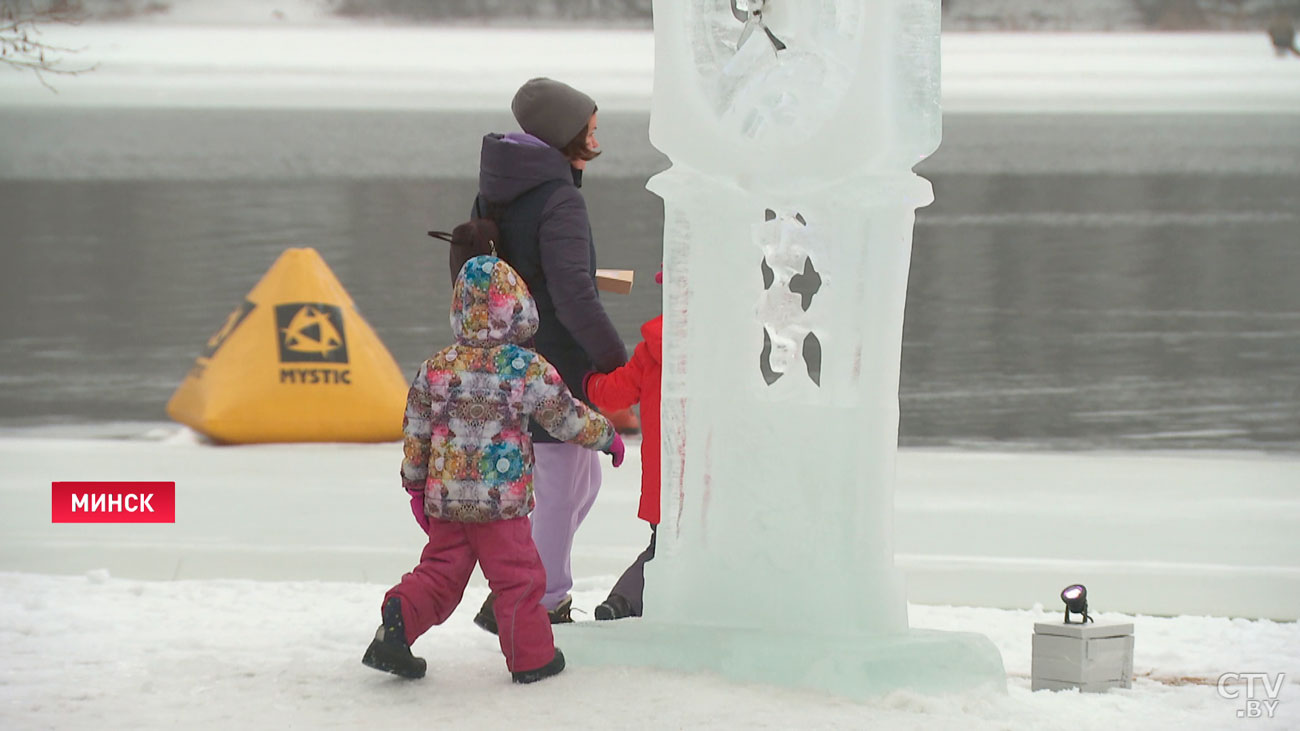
xmin=2 ymin=434 xmax=1296 ymax=620
xmin=1 ymin=24 xmax=1298 ymax=112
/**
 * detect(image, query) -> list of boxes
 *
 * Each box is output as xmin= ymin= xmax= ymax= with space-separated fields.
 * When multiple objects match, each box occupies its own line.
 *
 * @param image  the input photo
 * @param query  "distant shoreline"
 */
xmin=1 ymin=27 xmax=1297 ymax=114
xmin=60 ymin=0 xmax=1297 ymax=33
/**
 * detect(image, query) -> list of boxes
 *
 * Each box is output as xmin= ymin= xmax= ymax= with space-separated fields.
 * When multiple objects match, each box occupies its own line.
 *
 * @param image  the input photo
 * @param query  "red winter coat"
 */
xmin=586 ymin=315 xmax=662 ymax=524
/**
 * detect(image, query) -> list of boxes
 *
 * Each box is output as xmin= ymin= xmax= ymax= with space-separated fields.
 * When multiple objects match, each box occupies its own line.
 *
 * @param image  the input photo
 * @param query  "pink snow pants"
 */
xmin=385 ymin=516 xmax=554 ymax=673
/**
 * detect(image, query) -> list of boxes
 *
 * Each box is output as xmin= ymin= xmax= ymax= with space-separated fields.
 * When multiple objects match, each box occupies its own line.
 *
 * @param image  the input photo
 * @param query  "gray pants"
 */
xmin=608 ymin=524 xmax=657 ymax=616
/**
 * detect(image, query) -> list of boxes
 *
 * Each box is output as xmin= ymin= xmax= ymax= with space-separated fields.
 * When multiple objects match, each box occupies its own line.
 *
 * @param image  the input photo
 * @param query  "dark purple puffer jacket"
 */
xmin=474 ymin=132 xmax=628 ymax=442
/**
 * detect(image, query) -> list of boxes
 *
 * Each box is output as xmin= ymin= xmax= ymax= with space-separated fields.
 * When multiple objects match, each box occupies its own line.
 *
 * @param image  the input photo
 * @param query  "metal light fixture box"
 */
xmin=1031 ymin=621 xmax=1134 ymax=693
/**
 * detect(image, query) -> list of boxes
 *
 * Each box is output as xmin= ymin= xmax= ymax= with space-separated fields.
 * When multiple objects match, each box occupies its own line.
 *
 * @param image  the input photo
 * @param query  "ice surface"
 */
xmin=558 ymin=0 xmax=1005 ymax=698
xmin=2 ymin=435 xmax=1296 ymax=619
xmin=2 ymin=23 xmax=1297 ymax=114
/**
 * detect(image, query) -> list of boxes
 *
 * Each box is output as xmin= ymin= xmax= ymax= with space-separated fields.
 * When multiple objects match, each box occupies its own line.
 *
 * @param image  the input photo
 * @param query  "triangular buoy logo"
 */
xmin=275 ymin=303 xmax=349 ymax=363
xmin=166 ymin=248 xmax=408 ymax=444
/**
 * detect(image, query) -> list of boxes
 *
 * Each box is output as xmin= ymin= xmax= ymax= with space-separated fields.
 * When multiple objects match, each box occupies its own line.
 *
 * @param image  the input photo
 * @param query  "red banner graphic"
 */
xmin=51 ymin=482 xmax=176 ymax=523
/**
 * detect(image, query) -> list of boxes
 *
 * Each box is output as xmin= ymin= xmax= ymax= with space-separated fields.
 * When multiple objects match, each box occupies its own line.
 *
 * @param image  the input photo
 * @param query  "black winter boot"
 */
xmin=362 ymin=596 xmax=427 ymax=679
xmin=593 ymin=593 xmax=633 ymax=621
xmin=511 ymin=648 xmax=566 ymax=684
xmin=475 ymin=593 xmax=574 ymax=634
xmin=472 ymin=593 xmax=498 ymax=635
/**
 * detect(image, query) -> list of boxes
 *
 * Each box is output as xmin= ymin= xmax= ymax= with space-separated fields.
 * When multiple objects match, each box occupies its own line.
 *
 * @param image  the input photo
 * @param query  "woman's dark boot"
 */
xmin=593 ymin=593 xmax=634 ymax=621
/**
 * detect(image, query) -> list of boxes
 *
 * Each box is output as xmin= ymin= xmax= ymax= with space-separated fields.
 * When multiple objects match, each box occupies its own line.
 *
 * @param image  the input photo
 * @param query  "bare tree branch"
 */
xmin=1 ymin=2 xmax=96 ymax=92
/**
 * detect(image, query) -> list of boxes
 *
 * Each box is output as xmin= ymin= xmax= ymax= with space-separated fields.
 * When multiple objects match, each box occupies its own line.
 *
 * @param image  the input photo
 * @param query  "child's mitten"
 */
xmin=407 ymin=489 xmax=430 ymax=534
xmin=604 ymin=433 xmax=626 ymax=468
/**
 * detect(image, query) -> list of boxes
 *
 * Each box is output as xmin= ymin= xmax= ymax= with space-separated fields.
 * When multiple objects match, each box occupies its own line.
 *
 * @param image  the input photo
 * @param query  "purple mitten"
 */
xmin=604 ymin=433 xmax=626 ymax=468
xmin=408 ymin=490 xmax=430 ymax=534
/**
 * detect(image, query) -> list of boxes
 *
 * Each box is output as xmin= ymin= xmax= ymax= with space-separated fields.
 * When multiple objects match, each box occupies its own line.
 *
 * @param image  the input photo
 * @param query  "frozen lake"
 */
xmin=2 ymin=109 xmax=1298 ymax=452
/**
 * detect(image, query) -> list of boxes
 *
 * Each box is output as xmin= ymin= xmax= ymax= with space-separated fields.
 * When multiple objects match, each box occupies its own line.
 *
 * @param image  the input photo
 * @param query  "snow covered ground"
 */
xmin=1 ymin=432 xmax=1298 ymax=728
xmin=2 ymin=568 xmax=1297 ymax=730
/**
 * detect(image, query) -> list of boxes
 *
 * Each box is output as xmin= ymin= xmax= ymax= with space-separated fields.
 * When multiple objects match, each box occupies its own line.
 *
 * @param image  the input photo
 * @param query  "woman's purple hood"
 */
xmin=478 ymin=133 xmax=578 ymax=204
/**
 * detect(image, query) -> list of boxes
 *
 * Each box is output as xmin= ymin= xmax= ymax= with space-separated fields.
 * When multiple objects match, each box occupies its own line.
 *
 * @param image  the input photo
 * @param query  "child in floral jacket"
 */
xmin=362 ymin=255 xmax=624 ymax=685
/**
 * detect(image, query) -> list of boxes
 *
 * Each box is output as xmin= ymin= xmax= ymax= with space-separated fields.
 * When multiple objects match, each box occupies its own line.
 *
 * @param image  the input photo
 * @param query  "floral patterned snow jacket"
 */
xmin=401 ymin=255 xmax=616 ymax=523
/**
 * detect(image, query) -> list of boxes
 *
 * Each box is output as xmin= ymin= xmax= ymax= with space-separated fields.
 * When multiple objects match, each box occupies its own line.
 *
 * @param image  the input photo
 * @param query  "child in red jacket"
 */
xmin=583 ymin=270 xmax=663 ymax=620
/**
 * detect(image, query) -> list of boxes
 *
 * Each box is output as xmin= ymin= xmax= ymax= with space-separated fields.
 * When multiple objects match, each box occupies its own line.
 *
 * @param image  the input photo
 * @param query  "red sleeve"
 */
xmin=586 ymin=340 xmax=652 ymax=411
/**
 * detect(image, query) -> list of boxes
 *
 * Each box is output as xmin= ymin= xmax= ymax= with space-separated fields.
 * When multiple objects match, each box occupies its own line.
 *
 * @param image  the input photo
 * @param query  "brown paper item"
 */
xmin=596 ymin=269 xmax=634 ymax=295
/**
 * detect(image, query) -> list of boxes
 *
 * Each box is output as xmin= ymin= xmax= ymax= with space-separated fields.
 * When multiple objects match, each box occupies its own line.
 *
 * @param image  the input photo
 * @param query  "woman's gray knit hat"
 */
xmin=510 ymin=78 xmax=596 ymax=149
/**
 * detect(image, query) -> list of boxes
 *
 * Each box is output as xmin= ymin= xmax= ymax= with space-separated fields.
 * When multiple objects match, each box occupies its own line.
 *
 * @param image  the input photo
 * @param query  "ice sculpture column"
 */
xmin=559 ymin=0 xmax=1006 ymax=697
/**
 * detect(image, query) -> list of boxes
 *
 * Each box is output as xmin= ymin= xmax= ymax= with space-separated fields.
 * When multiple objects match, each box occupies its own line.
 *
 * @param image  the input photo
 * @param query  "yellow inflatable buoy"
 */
xmin=166 ymin=248 xmax=408 ymax=444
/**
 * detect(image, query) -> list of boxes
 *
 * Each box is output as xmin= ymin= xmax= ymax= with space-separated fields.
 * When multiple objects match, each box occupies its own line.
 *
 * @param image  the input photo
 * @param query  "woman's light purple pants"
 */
xmin=530 ymin=442 xmax=602 ymax=610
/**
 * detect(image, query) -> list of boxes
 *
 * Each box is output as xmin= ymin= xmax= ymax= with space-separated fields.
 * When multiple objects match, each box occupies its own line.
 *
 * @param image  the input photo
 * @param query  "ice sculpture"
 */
xmin=557 ymin=0 xmax=1006 ymax=697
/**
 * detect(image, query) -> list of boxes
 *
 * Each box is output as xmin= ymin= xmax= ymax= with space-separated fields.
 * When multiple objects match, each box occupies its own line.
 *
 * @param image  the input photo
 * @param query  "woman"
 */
xmin=469 ymin=77 xmax=629 ymax=631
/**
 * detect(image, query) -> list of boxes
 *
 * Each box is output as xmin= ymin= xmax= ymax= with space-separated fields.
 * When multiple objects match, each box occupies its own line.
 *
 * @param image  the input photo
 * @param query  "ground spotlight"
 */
xmin=1060 ymin=584 xmax=1093 ymax=624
